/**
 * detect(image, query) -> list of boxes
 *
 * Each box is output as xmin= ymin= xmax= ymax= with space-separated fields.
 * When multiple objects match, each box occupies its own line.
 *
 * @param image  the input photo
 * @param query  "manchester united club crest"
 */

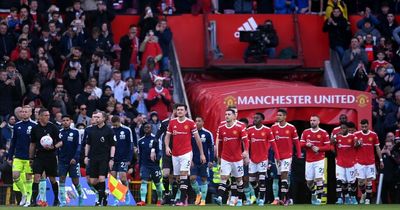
xmin=285 ymin=130 xmax=290 ymax=134
xmin=347 ymin=139 xmax=351 ymax=143
xmin=233 ymin=130 xmax=238 ymax=135
xmin=317 ymin=134 xmax=321 ymax=139
xmin=224 ymin=95 xmax=237 ymax=107
xmin=368 ymin=137 xmax=373 ymax=142
xmin=184 ymin=125 xmax=189 ymax=130
xmin=261 ymin=132 xmax=266 ymax=136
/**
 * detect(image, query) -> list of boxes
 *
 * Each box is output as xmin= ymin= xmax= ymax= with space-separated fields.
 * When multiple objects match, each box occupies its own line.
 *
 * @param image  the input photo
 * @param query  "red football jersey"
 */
xmin=271 ymin=123 xmax=301 ymax=159
xmin=167 ymin=117 xmax=197 ymax=156
xmin=300 ymin=128 xmax=330 ymax=162
xmin=354 ymin=130 xmax=379 ymax=165
xmin=248 ymin=125 xmax=280 ymax=163
xmin=335 ymin=133 xmax=357 ymax=167
xmin=331 ymin=126 xmax=341 ymax=138
xmin=216 ymin=120 xmax=246 ymax=157
xmin=217 ymin=122 xmax=248 ymax=162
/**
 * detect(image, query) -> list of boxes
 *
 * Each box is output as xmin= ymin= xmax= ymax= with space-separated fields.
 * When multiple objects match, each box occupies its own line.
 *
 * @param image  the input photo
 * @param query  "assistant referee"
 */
xmin=84 ymin=111 xmax=116 ymax=206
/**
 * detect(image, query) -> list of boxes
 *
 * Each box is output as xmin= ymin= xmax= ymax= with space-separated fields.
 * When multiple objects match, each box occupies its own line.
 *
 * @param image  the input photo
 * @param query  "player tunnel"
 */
xmin=186 ymin=78 xmax=372 ymax=203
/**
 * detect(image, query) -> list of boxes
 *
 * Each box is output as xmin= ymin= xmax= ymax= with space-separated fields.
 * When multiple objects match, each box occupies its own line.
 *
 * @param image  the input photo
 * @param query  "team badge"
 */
xmin=347 ymin=139 xmax=351 ymax=143
xmin=261 ymin=132 xmax=266 ymax=136
xmin=69 ymin=133 xmax=74 ymax=136
xmin=317 ymin=134 xmax=321 ymax=139
xmin=368 ymin=137 xmax=373 ymax=142
xmin=233 ymin=130 xmax=238 ymax=135
xmin=285 ymin=130 xmax=290 ymax=134
xmin=184 ymin=125 xmax=189 ymax=130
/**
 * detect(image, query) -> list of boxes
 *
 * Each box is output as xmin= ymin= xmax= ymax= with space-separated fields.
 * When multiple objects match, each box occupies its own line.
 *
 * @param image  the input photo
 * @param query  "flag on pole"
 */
xmin=108 ymin=174 xmax=128 ymax=202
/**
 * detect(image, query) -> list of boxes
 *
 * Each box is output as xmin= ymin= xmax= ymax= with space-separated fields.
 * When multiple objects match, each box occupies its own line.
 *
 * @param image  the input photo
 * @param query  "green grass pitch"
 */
xmin=2 ymin=205 xmax=400 ymax=209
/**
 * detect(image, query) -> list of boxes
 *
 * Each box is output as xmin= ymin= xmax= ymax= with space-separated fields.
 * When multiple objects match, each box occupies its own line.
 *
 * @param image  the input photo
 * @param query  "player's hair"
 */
xmin=310 ymin=115 xmax=320 ymax=120
xmin=277 ymin=108 xmax=287 ymax=115
xmin=38 ymin=108 xmax=49 ymax=115
xmin=175 ymin=103 xmax=187 ymax=110
xmin=255 ymin=112 xmax=265 ymax=120
xmin=226 ymin=108 xmax=235 ymax=114
xmin=360 ymin=119 xmax=369 ymax=125
xmin=61 ymin=115 xmax=72 ymax=119
xmin=93 ymin=110 xmax=107 ymax=119
xmin=195 ymin=116 xmax=204 ymax=121
xmin=239 ymin=118 xmax=249 ymax=126
xmin=111 ymin=115 xmax=120 ymax=123
xmin=347 ymin=121 xmax=355 ymax=128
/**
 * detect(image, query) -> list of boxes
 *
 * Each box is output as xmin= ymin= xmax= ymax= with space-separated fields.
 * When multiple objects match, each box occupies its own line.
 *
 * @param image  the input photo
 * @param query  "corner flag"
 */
xmin=108 ymin=174 xmax=128 ymax=202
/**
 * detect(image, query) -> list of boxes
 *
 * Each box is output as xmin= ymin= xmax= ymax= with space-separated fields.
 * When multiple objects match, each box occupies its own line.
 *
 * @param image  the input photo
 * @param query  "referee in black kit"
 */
xmin=84 ymin=111 xmax=116 ymax=206
xmin=29 ymin=108 xmax=63 ymax=206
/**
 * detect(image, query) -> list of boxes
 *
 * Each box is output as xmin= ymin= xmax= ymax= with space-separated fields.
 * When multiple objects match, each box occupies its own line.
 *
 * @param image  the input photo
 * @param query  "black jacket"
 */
xmin=323 ymin=16 xmax=349 ymax=49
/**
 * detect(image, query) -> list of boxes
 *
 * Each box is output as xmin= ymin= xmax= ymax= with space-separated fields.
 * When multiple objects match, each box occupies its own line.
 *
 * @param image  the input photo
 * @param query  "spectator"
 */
xmin=125 ymin=77 xmax=136 ymax=95
xmin=371 ymin=51 xmax=390 ymax=73
xmin=154 ymin=19 xmax=173 ymax=69
xmin=119 ymin=24 xmax=139 ymax=80
xmin=325 ymin=0 xmax=348 ymax=20
xmin=140 ymin=30 xmax=162 ymax=70
xmin=99 ymin=22 xmax=114 ymax=57
xmin=295 ymin=0 xmax=309 ymax=14
xmin=323 ymin=6 xmax=349 ymax=59
xmin=113 ymin=102 xmax=135 ymax=123
xmin=63 ymin=67 xmax=84 ymax=100
xmin=373 ymin=97 xmax=391 ymax=141
xmin=158 ymin=0 xmax=176 ymax=15
xmin=131 ymin=82 xmax=149 ymax=116
xmin=35 ymin=46 xmax=55 ymax=71
xmin=380 ymin=138 xmax=397 ymax=203
xmin=380 ymin=13 xmax=397 ymax=40
xmin=98 ymin=85 xmax=113 ymax=111
xmin=140 ymin=57 xmax=158 ymax=92
xmin=0 ymin=22 xmax=16 ymax=62
xmin=147 ymin=76 xmax=172 ymax=120
xmin=65 ymin=0 xmax=85 ymax=26
xmin=29 ymin=0 xmax=44 ymax=31
xmin=49 ymin=83 xmax=73 ymax=115
xmin=0 ymin=70 xmax=21 ymax=119
xmin=105 ymin=70 xmax=130 ymax=103
xmin=362 ymin=33 xmax=377 ymax=62
xmin=162 ymin=70 xmax=174 ymax=95
xmin=35 ymin=60 xmax=56 ymax=106
xmin=377 ymin=2 xmax=390 ymax=28
xmin=356 ymin=7 xmax=379 ymax=29
xmin=342 ymin=38 xmax=368 ymax=86
xmin=58 ymin=26 xmax=86 ymax=60
xmin=62 ymin=47 xmax=87 ymax=81
xmin=49 ymin=10 xmax=65 ymax=32
xmin=355 ymin=20 xmax=381 ymax=45
xmin=15 ymin=48 xmax=36 ymax=87
xmin=122 ymin=96 xmax=138 ymax=119
xmin=22 ymin=84 xmax=42 ymax=108
xmin=89 ymin=77 xmax=102 ymax=99
xmin=74 ymin=104 xmax=91 ymax=126
xmin=89 ymin=51 xmax=112 ymax=88
xmin=138 ymin=6 xmax=158 ymax=42
xmin=84 ymin=27 xmax=108 ymax=58
xmin=6 ymin=62 xmax=25 ymax=98
xmin=18 ymin=6 xmax=33 ymax=32
xmin=1 ymin=115 xmax=16 ymax=150
xmin=75 ymin=82 xmax=98 ymax=116
xmin=94 ymin=1 xmax=115 ymax=29
xmin=10 ymin=38 xmax=31 ymax=62
xmin=6 ymin=7 xmax=19 ymax=31
xmin=148 ymin=111 xmax=160 ymax=135
xmin=274 ymin=0 xmax=295 ymax=14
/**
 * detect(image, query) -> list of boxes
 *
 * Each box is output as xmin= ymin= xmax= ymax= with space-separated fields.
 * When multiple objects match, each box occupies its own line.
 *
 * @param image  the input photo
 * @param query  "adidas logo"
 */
xmin=234 ymin=17 xmax=258 ymax=38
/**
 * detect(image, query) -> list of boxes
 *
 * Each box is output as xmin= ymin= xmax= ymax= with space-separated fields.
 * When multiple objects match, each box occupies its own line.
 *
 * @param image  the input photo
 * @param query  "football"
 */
xmin=40 ymin=135 xmax=53 ymax=148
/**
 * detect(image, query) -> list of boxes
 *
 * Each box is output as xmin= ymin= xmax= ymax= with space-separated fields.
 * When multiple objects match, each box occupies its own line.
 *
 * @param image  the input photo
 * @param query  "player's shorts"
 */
xmin=112 ymin=161 xmax=129 ymax=172
xmin=172 ymin=152 xmax=192 ymax=176
xmin=162 ymin=154 xmax=173 ymax=169
xmin=58 ymin=161 xmax=81 ymax=178
xmin=355 ymin=163 xmax=376 ymax=180
xmin=33 ymin=155 xmax=58 ymax=177
xmin=305 ymin=159 xmax=325 ymax=181
xmin=249 ymin=160 xmax=268 ymax=174
xmin=191 ymin=163 xmax=208 ymax=177
xmin=140 ymin=165 xmax=162 ymax=183
xmin=12 ymin=158 xmax=32 ymax=174
xmin=220 ymin=159 xmax=244 ymax=178
xmin=277 ymin=157 xmax=292 ymax=175
xmin=89 ymin=159 xmax=108 ymax=178
xmin=336 ymin=164 xmax=356 ymax=183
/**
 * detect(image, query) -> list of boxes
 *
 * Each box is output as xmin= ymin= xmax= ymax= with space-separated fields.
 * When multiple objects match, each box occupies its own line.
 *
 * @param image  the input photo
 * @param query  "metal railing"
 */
xmin=322 ymin=49 xmax=349 ymax=88
xmin=169 ymin=40 xmax=192 ymax=118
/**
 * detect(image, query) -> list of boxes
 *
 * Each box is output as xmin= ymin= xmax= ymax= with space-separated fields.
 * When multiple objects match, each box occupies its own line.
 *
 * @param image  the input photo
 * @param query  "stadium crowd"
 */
xmin=0 ymin=0 xmax=398 ymax=207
